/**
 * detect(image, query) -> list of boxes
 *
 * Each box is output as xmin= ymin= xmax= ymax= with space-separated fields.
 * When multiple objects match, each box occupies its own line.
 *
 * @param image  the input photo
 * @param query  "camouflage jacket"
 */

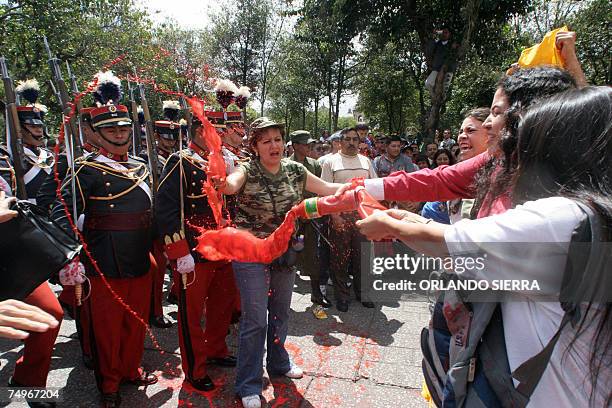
xmin=234 ymin=158 xmax=306 ymax=239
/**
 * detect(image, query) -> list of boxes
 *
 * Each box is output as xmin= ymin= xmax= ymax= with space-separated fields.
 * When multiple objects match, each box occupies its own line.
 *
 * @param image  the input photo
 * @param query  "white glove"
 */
xmin=59 ymin=258 xmax=86 ymax=286
xmin=176 ymin=254 xmax=195 ymax=275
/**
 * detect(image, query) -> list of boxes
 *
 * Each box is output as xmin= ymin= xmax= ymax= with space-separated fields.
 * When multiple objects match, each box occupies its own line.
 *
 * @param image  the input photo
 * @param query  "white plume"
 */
xmin=34 ymin=103 xmax=48 ymax=113
xmin=162 ymin=100 xmax=181 ymax=110
xmin=94 ymin=70 xmax=121 ymax=87
xmin=214 ymin=79 xmax=238 ymax=94
xmin=15 ymin=79 xmax=40 ymax=93
xmin=236 ymin=86 xmax=251 ymax=98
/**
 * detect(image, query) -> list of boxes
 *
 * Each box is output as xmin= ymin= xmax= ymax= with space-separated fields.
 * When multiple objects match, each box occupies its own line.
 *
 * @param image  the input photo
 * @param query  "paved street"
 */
xmin=0 ymin=271 xmax=430 ymax=407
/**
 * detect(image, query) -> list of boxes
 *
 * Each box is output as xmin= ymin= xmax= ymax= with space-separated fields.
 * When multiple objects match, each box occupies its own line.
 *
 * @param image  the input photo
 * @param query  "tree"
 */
xmin=206 ymin=0 xmax=286 ymax=115
xmin=569 ymin=0 xmax=611 ymax=84
xmin=0 ymin=0 xmax=157 ymax=133
xmin=353 ymin=0 xmax=532 ymax=138
xmin=354 ymin=40 xmax=419 ymax=134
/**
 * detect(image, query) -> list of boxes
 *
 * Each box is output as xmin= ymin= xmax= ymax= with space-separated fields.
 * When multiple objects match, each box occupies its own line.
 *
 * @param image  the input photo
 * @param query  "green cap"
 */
xmin=289 ymin=130 xmax=315 ymax=144
xmin=250 ymin=116 xmax=284 ymax=131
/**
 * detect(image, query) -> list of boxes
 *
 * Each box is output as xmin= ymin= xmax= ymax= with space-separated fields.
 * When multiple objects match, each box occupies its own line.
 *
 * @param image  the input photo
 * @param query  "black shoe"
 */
xmin=336 ymin=300 xmax=349 ymax=312
xmin=150 ymin=315 xmax=173 ymax=328
xmin=311 ymin=294 xmax=332 ymax=308
xmin=167 ymin=293 xmax=178 ymax=305
xmin=83 ymin=354 xmax=94 ymax=370
xmin=190 ymin=375 xmax=215 ymax=392
xmin=101 ymin=392 xmax=121 ymax=408
xmin=361 ymin=301 xmax=375 ymax=308
xmin=126 ymin=370 xmax=158 ymax=386
xmin=207 ymin=355 xmax=237 ymax=367
xmin=27 ymin=402 xmax=57 ymax=408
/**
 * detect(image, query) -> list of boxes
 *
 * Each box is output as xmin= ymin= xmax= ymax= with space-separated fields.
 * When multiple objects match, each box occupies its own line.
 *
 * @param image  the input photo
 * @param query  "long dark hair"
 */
xmin=471 ymin=67 xmax=577 ymax=217
xmin=514 ymin=86 xmax=611 ymax=405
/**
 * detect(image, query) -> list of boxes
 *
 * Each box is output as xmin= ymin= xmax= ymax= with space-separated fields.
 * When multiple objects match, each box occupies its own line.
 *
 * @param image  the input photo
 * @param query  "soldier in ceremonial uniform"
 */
xmin=4 ymin=80 xmax=64 ymax=405
xmin=51 ymin=72 xmax=157 ymax=407
xmin=156 ymin=113 xmax=238 ymax=392
xmin=146 ymin=102 xmax=181 ymax=329
xmin=37 ymin=105 xmax=100 ymax=370
xmin=222 ymin=111 xmax=249 ymax=167
xmin=14 ymin=79 xmax=55 ymax=203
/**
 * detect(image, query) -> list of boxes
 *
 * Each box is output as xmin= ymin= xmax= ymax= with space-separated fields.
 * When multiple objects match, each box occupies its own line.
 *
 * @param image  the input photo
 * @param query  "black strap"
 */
xmin=254 ymin=160 xmax=280 ymax=221
xmin=511 ymin=201 xmax=597 ymax=401
xmin=511 ymin=313 xmax=571 ymax=398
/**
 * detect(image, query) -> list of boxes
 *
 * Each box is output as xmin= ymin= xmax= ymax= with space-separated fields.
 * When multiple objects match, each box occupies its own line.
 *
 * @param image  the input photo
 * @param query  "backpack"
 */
xmin=420 ymin=201 xmax=602 ymax=408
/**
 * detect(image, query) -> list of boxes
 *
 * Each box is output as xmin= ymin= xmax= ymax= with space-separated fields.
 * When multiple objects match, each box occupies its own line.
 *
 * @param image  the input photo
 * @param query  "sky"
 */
xmin=139 ymin=0 xmax=220 ymax=29
xmin=138 ymin=0 xmax=356 ymax=117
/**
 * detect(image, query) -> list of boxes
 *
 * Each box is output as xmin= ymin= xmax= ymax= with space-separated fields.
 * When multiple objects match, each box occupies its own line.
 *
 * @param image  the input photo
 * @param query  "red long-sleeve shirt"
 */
xmin=363 ymin=151 xmax=512 ymax=218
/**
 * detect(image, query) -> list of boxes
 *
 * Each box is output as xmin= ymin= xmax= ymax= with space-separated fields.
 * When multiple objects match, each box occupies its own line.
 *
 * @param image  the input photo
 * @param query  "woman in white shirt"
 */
xmin=356 ymin=86 xmax=611 ymax=406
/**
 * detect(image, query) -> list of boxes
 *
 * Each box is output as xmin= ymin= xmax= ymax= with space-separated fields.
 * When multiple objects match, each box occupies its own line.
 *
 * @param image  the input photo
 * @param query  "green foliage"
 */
xmin=569 ymin=0 xmax=611 ymax=84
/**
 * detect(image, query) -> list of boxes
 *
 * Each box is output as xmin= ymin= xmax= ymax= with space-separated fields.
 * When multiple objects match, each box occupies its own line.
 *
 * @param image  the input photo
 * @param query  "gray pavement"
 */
xmin=0 ymin=271 xmax=430 ymax=407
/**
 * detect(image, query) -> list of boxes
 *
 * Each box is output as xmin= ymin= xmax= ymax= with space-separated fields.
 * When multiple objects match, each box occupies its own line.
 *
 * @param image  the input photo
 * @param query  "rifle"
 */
xmin=43 ymin=36 xmax=82 ymax=158
xmin=134 ymin=73 xmax=160 ymax=204
xmin=176 ymin=80 xmax=192 ymax=139
xmin=0 ymin=57 xmax=27 ymax=199
xmin=66 ymin=62 xmax=86 ymax=147
xmin=127 ymin=79 xmax=141 ymax=156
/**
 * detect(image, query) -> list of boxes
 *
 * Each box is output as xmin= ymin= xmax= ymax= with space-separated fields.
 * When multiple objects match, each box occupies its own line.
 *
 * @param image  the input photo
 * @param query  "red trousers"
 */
xmin=86 ymin=271 xmax=152 ymax=393
xmin=12 ymin=282 xmax=63 ymax=386
xmin=177 ymin=261 xmax=237 ymax=381
xmin=151 ymin=240 xmax=167 ymax=317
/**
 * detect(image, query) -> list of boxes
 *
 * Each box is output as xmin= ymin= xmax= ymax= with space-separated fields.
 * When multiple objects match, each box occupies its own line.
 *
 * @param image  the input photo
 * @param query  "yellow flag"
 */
xmin=517 ymin=26 xmax=568 ymax=68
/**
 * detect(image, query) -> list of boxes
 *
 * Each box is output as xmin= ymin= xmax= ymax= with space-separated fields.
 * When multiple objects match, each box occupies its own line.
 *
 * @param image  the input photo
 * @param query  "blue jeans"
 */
xmin=232 ymin=261 xmax=296 ymax=397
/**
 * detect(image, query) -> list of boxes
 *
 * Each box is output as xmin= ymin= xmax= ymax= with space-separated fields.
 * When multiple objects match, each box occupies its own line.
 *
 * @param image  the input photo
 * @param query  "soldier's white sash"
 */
xmin=94 ymin=155 xmax=152 ymax=202
xmin=23 ymin=147 xmax=52 ymax=184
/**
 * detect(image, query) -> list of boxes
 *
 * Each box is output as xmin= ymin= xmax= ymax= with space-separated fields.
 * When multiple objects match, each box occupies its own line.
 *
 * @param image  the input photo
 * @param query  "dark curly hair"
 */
xmin=471 ymin=67 xmax=577 ymax=218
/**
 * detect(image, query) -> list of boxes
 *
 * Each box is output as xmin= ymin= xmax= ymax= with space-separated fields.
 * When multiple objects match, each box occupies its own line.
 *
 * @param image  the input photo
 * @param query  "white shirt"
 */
xmin=320 ymin=152 xmax=377 ymax=183
xmin=445 ymin=197 xmax=609 ymax=407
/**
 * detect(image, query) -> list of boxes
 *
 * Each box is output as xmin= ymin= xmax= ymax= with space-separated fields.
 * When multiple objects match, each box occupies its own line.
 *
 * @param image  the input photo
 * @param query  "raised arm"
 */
xmin=556 ymin=31 xmax=588 ymax=88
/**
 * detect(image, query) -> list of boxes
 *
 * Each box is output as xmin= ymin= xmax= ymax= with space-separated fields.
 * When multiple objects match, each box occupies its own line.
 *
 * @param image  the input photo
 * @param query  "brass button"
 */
xmin=191 ymin=182 xmax=196 ymax=186
xmin=109 ymin=204 xmax=115 ymax=208
xmin=102 ymin=171 xmax=107 ymax=175
xmin=105 ymin=182 xmax=111 ymax=187
xmin=192 ymin=170 xmax=197 ymax=175
xmin=191 ymin=204 xmax=196 ymax=208
xmin=108 ymin=193 xmax=113 ymax=197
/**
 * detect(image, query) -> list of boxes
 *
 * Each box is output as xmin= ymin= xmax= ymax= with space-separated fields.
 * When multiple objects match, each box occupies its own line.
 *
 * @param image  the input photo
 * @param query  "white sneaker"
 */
xmin=284 ymin=364 xmax=304 ymax=379
xmin=241 ymin=395 xmax=261 ymax=408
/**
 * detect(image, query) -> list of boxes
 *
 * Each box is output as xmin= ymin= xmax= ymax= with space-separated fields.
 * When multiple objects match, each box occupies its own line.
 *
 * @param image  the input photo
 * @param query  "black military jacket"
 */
xmin=155 ymin=146 xmax=219 ymax=263
xmin=51 ymin=151 xmax=153 ymax=278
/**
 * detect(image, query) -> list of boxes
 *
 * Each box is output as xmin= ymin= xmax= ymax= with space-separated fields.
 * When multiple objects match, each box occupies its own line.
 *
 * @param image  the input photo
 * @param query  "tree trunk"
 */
xmin=313 ymin=96 xmax=319 ymax=136
xmin=423 ymin=0 xmax=482 ymax=139
xmin=333 ymin=54 xmax=346 ymax=131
